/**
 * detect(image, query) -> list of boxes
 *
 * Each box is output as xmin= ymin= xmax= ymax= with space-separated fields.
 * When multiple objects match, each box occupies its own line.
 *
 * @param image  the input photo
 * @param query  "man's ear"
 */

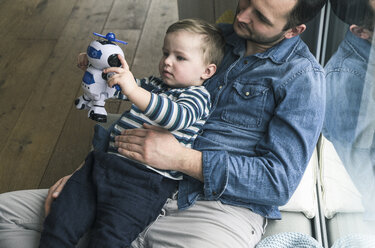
xmin=201 ymin=64 xmax=217 ymax=80
xmin=350 ymin=24 xmax=372 ymax=40
xmin=284 ymin=24 xmax=306 ymax=39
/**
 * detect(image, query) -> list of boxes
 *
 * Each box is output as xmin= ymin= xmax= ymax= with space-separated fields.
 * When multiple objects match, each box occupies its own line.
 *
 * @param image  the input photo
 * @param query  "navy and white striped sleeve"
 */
xmin=113 ymin=76 xmax=163 ymax=100
xmin=144 ymin=87 xmax=211 ymax=131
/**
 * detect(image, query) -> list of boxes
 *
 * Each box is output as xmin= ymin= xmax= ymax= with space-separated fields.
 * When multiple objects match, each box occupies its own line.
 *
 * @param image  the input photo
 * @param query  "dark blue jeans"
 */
xmin=39 ymin=151 xmax=177 ymax=248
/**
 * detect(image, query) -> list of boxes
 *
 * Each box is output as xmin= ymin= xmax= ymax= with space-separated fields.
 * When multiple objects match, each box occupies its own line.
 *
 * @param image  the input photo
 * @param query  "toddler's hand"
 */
xmin=105 ymin=55 xmax=137 ymax=95
xmin=77 ymin=52 xmax=89 ymax=71
xmin=44 ymin=174 xmax=72 ymax=216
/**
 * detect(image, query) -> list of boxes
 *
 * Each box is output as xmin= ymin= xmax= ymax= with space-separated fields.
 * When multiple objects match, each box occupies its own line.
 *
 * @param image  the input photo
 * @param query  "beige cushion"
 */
xmin=319 ymin=136 xmax=364 ymax=219
xmin=279 ymin=148 xmax=318 ymax=219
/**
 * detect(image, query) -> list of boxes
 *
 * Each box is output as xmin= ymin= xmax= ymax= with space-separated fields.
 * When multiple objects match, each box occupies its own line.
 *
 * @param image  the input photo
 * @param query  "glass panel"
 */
xmin=322 ymin=0 xmax=375 ymax=246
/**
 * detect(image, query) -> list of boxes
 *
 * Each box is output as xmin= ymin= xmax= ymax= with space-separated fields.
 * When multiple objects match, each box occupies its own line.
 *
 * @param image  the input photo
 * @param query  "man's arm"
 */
xmin=201 ymin=69 xmax=325 ymax=206
xmin=116 ymin=70 xmax=325 ymax=207
xmin=115 ymin=124 xmax=204 ymax=181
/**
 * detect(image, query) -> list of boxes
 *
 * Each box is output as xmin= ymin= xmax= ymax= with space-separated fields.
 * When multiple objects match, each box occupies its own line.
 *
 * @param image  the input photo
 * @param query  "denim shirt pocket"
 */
xmin=221 ymin=82 xmax=269 ymax=129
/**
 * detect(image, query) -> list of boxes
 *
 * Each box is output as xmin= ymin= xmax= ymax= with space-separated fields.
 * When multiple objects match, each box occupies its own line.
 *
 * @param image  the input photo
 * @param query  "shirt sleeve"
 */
xmin=113 ymin=76 xmax=156 ymax=100
xmin=201 ymin=69 xmax=325 ymax=207
xmin=144 ymin=87 xmax=211 ymax=131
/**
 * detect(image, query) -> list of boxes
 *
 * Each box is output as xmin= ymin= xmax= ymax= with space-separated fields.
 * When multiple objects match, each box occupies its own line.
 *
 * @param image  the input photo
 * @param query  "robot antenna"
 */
xmin=93 ymin=32 xmax=128 ymax=45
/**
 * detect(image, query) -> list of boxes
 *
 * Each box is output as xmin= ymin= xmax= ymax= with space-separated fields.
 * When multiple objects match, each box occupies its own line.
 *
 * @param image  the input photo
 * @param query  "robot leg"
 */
xmin=75 ymin=94 xmax=91 ymax=110
xmin=88 ymin=98 xmax=108 ymax=123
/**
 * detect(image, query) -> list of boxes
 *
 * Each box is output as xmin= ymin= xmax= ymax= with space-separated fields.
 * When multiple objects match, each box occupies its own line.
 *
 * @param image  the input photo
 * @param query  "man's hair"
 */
xmin=166 ymin=18 xmax=225 ymax=67
xmin=330 ymin=0 xmax=374 ymax=30
xmin=284 ymin=0 xmax=327 ymax=30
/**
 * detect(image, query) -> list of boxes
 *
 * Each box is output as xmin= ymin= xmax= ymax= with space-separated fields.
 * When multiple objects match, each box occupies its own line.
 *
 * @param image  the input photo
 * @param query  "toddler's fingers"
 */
xmin=104 ymin=66 xmax=125 ymax=74
xmin=118 ymin=55 xmax=129 ymax=70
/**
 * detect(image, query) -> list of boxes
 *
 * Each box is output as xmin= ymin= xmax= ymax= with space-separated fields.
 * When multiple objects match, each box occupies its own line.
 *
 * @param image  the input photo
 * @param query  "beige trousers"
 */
xmin=0 ymin=189 xmax=265 ymax=248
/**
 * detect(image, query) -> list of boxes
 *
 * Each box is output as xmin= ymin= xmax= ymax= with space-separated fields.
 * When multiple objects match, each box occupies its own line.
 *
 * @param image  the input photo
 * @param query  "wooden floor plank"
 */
xmin=1 ymin=0 xmax=78 ymax=39
xmin=0 ymin=0 xmax=41 ymax=35
xmin=0 ymin=39 xmax=56 ymax=154
xmin=131 ymin=0 xmax=178 ymax=78
xmin=177 ymin=0 xmax=214 ymax=22
xmin=0 ymin=0 xmax=179 ymax=193
xmin=105 ymin=0 xmax=151 ymax=30
xmin=0 ymin=0 xmax=116 ymax=193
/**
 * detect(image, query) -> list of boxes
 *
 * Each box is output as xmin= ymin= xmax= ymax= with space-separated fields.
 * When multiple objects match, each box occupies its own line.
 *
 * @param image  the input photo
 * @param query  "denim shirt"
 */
xmin=177 ymin=24 xmax=325 ymax=219
xmin=92 ymin=24 xmax=325 ymax=220
xmin=323 ymin=30 xmax=372 ymax=146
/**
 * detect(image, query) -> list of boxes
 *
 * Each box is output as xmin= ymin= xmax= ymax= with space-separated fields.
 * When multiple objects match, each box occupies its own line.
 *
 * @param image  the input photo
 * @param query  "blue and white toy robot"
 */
xmin=75 ymin=32 xmax=127 ymax=122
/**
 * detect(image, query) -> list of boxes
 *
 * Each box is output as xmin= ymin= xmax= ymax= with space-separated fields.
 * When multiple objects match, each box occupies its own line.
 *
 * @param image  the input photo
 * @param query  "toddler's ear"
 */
xmin=201 ymin=64 xmax=217 ymax=80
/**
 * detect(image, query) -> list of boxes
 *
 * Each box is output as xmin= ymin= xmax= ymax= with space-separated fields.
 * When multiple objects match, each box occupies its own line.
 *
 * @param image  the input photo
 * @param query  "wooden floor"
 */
xmin=0 ymin=0 xmax=178 ymax=193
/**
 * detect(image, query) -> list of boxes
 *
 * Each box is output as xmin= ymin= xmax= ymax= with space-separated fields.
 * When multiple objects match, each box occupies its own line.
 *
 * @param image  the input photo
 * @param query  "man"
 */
xmin=0 ymin=0 xmax=326 ymax=247
xmin=323 ymin=0 xmax=375 ymax=220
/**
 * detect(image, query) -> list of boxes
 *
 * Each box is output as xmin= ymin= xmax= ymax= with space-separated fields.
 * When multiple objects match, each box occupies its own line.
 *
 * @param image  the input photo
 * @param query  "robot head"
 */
xmin=87 ymin=39 xmax=125 ymax=69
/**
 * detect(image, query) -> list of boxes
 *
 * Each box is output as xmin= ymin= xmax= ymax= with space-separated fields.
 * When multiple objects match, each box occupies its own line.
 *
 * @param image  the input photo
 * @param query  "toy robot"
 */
xmin=75 ymin=32 xmax=127 ymax=122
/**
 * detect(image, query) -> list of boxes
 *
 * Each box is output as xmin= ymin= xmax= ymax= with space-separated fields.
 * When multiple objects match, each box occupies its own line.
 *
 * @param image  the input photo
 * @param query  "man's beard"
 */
xmin=234 ymin=5 xmax=287 ymax=46
xmin=234 ymin=19 xmax=287 ymax=45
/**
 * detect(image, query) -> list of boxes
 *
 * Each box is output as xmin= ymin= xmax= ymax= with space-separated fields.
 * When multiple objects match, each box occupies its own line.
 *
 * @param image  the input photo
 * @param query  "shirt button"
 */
xmin=245 ymin=91 xmax=250 ymax=96
xmin=219 ymin=85 xmax=223 ymax=90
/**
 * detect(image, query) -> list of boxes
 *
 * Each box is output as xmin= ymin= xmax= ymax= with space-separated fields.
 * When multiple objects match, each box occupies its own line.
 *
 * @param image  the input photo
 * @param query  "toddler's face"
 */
xmin=159 ymin=30 xmax=208 ymax=88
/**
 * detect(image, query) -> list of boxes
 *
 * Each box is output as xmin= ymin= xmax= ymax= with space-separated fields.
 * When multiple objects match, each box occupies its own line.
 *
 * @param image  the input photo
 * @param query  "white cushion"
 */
xmin=320 ymin=136 xmax=364 ymax=219
xmin=279 ymin=148 xmax=318 ymax=219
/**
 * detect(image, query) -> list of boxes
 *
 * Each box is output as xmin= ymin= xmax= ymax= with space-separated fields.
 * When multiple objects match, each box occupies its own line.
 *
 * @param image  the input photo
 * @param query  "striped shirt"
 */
xmin=108 ymin=76 xmax=211 ymax=180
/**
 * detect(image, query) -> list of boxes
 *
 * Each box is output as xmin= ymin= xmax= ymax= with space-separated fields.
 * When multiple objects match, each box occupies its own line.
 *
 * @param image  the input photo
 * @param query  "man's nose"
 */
xmin=237 ymin=6 xmax=252 ymax=23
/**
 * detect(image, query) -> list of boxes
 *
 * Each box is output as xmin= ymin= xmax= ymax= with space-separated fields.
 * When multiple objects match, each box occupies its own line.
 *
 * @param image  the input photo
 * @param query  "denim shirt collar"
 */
xmin=226 ymin=28 xmax=301 ymax=64
xmin=344 ymin=30 xmax=371 ymax=62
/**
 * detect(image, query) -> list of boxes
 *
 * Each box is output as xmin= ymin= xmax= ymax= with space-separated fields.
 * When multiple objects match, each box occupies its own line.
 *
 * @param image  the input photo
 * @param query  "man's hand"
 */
xmin=115 ymin=124 xmax=204 ymax=181
xmin=44 ymin=174 xmax=72 ymax=216
xmin=115 ymin=124 xmax=181 ymax=170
